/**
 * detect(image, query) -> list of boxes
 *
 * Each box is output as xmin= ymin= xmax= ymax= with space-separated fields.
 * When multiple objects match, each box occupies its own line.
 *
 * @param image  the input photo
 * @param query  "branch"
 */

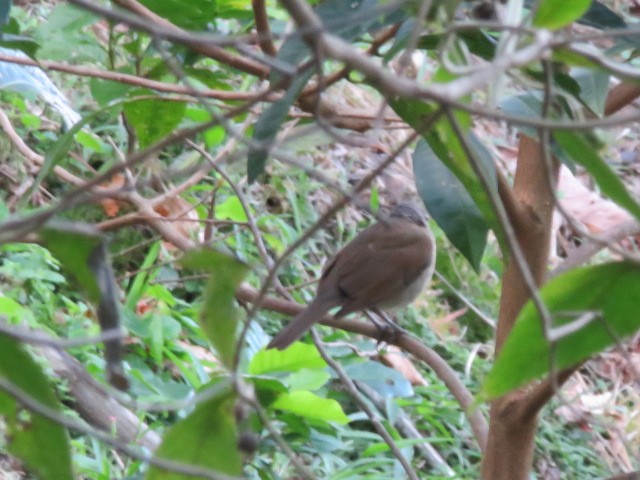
xmin=0 ymin=53 xmax=275 ymax=101
xmin=235 ymin=283 xmax=488 ymax=451
xmin=312 ymin=331 xmax=420 ymax=480
xmin=252 ymin=0 xmax=277 ymax=56
xmin=70 ymin=0 xmax=269 ymax=77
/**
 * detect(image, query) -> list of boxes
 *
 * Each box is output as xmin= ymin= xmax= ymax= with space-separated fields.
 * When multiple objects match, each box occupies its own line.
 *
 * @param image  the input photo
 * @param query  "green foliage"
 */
xmin=413 ymin=139 xmax=488 ymax=272
xmin=123 ymin=91 xmax=187 ymax=149
xmin=148 ymin=386 xmax=242 ymax=479
xmin=533 ymin=0 xmax=593 ymax=30
xmin=0 ymin=0 xmax=638 ymax=478
xmin=0 ymin=334 xmax=73 ymax=480
xmin=481 ymin=262 xmax=640 ymax=400
xmin=181 ymin=249 xmax=248 ymax=369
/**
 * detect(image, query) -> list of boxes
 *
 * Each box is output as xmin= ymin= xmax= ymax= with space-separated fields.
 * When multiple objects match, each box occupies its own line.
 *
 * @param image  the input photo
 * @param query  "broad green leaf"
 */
xmin=480 ymin=262 xmax=640 ymax=400
xmin=247 ymin=71 xmax=311 ymax=182
xmin=147 ymin=387 xmax=242 ymax=479
xmin=180 ymin=249 xmax=248 ymax=368
xmin=571 ymin=68 xmax=609 ymax=115
xmin=272 ymin=390 xmax=350 ymax=424
xmin=343 ymin=361 xmax=414 ymax=398
xmin=0 ymin=334 xmax=73 ymax=480
xmin=216 ymin=196 xmax=249 ymax=222
xmin=124 ymin=90 xmax=187 ymax=148
xmin=417 ymin=30 xmax=497 ymax=61
xmin=554 ymin=131 xmax=640 ymax=220
xmin=286 ymin=368 xmax=331 ymax=391
xmin=34 ymin=5 xmax=105 ymax=63
xmin=414 ymin=139 xmax=488 ymax=271
xmin=249 ymin=342 xmax=326 ymax=375
xmin=579 ymin=0 xmax=626 ymax=30
xmin=75 ymin=129 xmax=107 ymax=153
xmin=40 ymin=222 xmax=103 ymax=302
xmin=534 ymin=0 xmax=592 ymax=30
xmin=0 ymin=2 xmax=12 ymax=26
xmin=392 ymin=99 xmax=502 ymax=253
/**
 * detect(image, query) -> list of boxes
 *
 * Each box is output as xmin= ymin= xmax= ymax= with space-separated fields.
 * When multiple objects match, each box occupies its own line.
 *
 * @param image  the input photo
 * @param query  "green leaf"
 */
xmin=28 ymin=103 xmax=122 ymax=201
xmin=391 ymin=99 xmax=502 ymax=253
xmin=247 ymin=72 xmax=310 ymax=182
xmin=0 ymin=2 xmax=11 ymax=26
xmin=0 ymin=334 xmax=73 ymax=480
xmin=571 ymin=68 xmax=609 ymax=116
xmin=147 ymin=386 xmax=242 ymax=479
xmin=125 ymin=241 xmax=161 ymax=311
xmin=216 ymin=196 xmax=249 ymax=222
xmin=75 ymin=129 xmax=107 ymax=153
xmin=286 ymin=368 xmax=331 ymax=391
xmin=89 ymin=77 xmax=132 ymax=107
xmin=41 ymin=221 xmax=128 ymax=390
xmin=40 ymin=222 xmax=103 ymax=302
xmin=136 ymin=0 xmax=219 ymax=30
xmin=180 ymin=249 xmax=248 ymax=368
xmin=534 ymin=0 xmax=592 ymax=30
xmin=124 ymin=90 xmax=187 ymax=149
xmin=578 ymin=0 xmax=626 ymax=30
xmin=249 ymin=342 xmax=327 ymax=375
xmin=272 ymin=390 xmax=350 ymax=424
xmin=343 ymin=361 xmax=414 ymax=398
xmin=34 ymin=5 xmax=104 ymax=63
xmin=480 ymin=262 xmax=640 ymax=400
xmin=413 ymin=139 xmax=488 ymax=271
xmin=554 ymin=131 xmax=640 ymax=220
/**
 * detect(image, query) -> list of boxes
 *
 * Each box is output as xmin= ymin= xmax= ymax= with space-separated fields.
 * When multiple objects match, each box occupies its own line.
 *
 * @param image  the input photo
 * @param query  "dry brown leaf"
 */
xmin=429 ymin=307 xmax=467 ymax=338
xmin=380 ymin=345 xmax=428 ymax=386
xmin=558 ymin=166 xmax=632 ymax=233
xmin=153 ymin=196 xmax=201 ymax=247
xmin=177 ymin=341 xmax=219 ymax=373
xmin=99 ymin=174 xmax=126 ymax=217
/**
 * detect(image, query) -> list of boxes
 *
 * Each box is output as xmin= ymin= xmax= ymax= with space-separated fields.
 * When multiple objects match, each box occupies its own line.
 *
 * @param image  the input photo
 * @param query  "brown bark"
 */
xmin=481 ymin=135 xmax=559 ymax=479
xmin=482 ymin=80 xmax=640 ymax=479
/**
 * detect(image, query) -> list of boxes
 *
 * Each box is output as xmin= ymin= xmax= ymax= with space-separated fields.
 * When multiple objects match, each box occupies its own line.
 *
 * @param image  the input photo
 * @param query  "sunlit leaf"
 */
xmin=272 ymin=390 xmax=350 ymax=424
xmin=534 ymin=0 xmax=592 ymax=30
xmin=249 ymin=342 xmax=326 ymax=375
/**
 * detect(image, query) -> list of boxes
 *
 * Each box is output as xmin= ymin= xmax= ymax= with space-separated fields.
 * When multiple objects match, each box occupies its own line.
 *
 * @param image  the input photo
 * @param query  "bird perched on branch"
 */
xmin=267 ymin=203 xmax=436 ymax=350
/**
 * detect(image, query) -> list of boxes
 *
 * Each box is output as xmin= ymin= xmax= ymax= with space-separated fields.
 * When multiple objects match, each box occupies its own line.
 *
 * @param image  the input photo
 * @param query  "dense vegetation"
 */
xmin=0 ymin=0 xmax=638 ymax=479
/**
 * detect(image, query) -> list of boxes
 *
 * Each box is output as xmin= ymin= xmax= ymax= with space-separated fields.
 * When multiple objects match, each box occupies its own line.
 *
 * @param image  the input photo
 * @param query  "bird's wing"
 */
xmin=322 ymin=219 xmax=433 ymax=315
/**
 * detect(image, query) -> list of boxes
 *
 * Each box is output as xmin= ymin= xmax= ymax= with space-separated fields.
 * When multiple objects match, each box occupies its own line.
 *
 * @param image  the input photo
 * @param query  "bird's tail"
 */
xmin=266 ymin=299 xmax=332 ymax=350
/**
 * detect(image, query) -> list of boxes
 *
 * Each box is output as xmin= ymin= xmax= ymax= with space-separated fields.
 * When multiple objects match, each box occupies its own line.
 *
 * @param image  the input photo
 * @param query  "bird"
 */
xmin=267 ymin=203 xmax=436 ymax=350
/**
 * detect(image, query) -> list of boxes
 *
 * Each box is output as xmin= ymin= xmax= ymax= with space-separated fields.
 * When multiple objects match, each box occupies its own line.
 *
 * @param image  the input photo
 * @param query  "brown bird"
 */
xmin=267 ymin=203 xmax=436 ymax=350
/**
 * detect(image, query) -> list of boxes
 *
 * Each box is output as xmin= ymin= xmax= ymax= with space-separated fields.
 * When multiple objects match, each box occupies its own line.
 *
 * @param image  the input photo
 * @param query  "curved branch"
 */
xmin=252 ymin=0 xmax=277 ymax=56
xmin=235 ymin=283 xmax=489 ymax=451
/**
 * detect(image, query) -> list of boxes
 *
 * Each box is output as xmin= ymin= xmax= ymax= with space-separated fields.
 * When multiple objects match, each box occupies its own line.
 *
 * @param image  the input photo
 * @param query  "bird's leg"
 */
xmin=366 ymin=308 xmax=404 ymax=345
